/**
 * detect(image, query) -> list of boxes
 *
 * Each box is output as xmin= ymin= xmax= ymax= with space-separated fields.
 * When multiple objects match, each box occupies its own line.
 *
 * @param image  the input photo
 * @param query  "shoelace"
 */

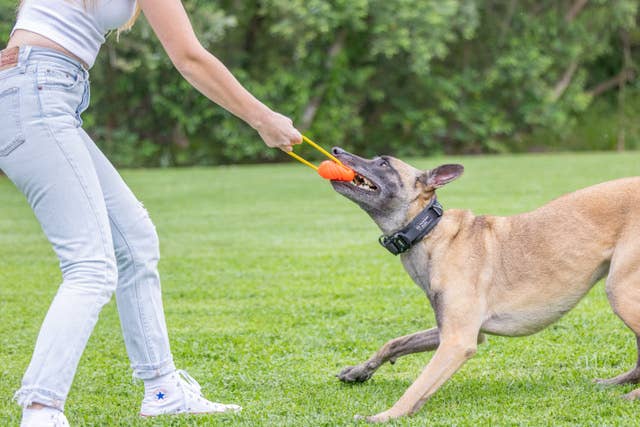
xmin=169 ymin=369 xmax=241 ymax=414
xmin=176 ymin=369 xmax=203 ymax=397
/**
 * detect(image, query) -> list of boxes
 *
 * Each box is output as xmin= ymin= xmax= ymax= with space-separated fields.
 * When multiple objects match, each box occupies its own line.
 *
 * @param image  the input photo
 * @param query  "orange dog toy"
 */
xmin=286 ymin=135 xmax=355 ymax=182
xmin=317 ymin=160 xmax=355 ymax=181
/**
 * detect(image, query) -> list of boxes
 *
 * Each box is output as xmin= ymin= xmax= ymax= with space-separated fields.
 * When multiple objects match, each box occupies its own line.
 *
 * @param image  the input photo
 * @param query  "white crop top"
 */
xmin=12 ymin=0 xmax=137 ymax=68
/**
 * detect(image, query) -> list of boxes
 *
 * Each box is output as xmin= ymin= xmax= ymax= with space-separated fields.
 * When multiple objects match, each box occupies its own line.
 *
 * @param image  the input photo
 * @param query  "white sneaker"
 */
xmin=140 ymin=370 xmax=242 ymax=417
xmin=20 ymin=407 xmax=69 ymax=427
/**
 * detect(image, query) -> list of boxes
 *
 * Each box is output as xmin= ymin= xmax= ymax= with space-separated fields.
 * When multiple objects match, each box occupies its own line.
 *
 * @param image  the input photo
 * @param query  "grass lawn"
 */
xmin=1 ymin=151 xmax=640 ymax=426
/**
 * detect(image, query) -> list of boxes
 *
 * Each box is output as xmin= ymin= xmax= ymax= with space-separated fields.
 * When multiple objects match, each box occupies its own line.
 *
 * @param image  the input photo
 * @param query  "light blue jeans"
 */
xmin=0 ymin=46 xmax=176 ymax=410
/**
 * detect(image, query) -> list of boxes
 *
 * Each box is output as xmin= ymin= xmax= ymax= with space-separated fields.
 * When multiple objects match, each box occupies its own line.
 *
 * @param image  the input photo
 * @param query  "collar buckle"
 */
xmin=378 ymin=198 xmax=443 ymax=256
xmin=379 ymin=234 xmax=411 ymax=255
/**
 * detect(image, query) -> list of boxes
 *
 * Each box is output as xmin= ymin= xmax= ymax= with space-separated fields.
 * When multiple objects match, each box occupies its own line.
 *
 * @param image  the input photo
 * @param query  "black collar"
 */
xmin=379 ymin=197 xmax=443 ymax=255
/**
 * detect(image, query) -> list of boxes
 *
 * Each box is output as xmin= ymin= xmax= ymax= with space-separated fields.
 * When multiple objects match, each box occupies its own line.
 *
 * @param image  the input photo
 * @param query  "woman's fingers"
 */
xmin=256 ymin=111 xmax=302 ymax=151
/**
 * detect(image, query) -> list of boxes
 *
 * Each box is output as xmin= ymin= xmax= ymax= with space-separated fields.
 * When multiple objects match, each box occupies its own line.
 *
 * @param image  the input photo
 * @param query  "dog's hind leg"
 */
xmin=337 ymin=327 xmax=485 ymax=383
xmin=595 ymin=242 xmax=640 ymax=395
xmin=594 ymin=336 xmax=640 ymax=386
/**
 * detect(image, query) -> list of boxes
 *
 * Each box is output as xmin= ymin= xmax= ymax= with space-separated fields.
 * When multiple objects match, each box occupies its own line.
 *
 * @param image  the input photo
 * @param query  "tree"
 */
xmin=1 ymin=0 xmax=638 ymax=165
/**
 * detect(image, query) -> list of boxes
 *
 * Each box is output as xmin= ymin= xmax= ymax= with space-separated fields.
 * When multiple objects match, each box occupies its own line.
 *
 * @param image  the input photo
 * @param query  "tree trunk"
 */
xmin=565 ymin=0 xmax=588 ymax=22
xmin=300 ymin=30 xmax=347 ymax=131
xmin=550 ymin=61 xmax=579 ymax=102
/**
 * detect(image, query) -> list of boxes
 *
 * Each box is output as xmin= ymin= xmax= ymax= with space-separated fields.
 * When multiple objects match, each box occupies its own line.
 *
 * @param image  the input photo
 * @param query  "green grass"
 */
xmin=1 ymin=151 xmax=640 ymax=426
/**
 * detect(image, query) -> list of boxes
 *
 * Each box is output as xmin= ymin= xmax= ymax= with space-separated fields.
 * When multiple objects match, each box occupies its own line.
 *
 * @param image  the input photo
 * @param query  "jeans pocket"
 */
xmin=40 ymin=66 xmax=82 ymax=91
xmin=0 ymin=87 xmax=26 ymax=156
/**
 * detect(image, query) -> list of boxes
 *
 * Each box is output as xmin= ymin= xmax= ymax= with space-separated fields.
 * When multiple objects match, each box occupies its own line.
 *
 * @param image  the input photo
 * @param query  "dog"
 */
xmin=329 ymin=147 xmax=640 ymax=423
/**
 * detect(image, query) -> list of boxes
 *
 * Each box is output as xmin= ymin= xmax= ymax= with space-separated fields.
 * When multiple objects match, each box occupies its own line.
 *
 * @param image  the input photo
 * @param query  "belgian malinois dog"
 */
xmin=330 ymin=147 xmax=640 ymax=423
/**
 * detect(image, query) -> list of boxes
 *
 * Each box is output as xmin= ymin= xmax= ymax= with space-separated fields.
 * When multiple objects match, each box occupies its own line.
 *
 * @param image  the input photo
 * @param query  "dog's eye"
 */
xmin=379 ymin=159 xmax=390 ymax=167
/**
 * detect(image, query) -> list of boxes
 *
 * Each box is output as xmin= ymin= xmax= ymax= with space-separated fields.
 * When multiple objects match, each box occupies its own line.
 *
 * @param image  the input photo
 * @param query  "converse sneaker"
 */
xmin=140 ymin=370 xmax=241 ymax=417
xmin=20 ymin=407 xmax=69 ymax=427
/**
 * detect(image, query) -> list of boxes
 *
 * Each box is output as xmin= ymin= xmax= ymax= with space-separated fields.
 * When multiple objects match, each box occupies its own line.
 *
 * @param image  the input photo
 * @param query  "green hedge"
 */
xmin=2 ymin=0 xmax=639 ymax=166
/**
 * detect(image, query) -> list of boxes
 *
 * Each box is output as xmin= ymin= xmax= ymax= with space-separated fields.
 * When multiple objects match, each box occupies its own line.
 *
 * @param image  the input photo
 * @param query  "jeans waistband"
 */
xmin=9 ymin=45 xmax=89 ymax=77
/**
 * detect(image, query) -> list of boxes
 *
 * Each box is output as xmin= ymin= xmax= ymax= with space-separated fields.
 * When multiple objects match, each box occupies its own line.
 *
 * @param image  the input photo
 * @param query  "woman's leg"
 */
xmin=77 ymin=130 xmax=241 ymax=416
xmin=1 ymin=73 xmax=117 ymax=410
xmin=76 ymin=128 xmax=175 ymax=379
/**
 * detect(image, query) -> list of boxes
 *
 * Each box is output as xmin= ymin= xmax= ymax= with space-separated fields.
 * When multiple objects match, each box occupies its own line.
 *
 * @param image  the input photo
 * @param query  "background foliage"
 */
xmin=1 ymin=0 xmax=639 ymax=166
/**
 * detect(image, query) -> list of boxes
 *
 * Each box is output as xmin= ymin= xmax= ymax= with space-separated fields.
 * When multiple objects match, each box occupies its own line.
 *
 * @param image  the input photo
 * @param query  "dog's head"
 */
xmin=330 ymin=147 xmax=463 ymax=234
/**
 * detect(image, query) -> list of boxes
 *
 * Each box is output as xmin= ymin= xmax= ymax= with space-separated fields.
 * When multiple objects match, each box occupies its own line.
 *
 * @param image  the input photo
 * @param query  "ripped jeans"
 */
xmin=0 ymin=46 xmax=175 ymax=410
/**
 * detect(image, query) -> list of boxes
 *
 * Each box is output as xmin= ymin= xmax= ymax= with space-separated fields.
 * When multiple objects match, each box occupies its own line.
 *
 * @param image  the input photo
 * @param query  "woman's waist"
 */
xmin=0 ymin=46 xmax=89 ymax=80
xmin=7 ymin=30 xmax=89 ymax=70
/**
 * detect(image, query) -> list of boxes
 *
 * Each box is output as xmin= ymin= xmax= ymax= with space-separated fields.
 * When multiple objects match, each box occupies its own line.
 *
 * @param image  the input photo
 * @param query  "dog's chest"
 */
xmin=401 ymin=251 xmax=431 ymax=295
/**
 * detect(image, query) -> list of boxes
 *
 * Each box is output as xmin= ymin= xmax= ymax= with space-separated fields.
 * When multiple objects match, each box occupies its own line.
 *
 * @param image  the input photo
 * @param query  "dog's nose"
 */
xmin=332 ymin=147 xmax=345 ymax=155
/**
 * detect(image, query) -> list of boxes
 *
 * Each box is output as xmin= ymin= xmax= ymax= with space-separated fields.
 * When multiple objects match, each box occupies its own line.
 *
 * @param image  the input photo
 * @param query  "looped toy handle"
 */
xmin=286 ymin=135 xmax=344 ymax=170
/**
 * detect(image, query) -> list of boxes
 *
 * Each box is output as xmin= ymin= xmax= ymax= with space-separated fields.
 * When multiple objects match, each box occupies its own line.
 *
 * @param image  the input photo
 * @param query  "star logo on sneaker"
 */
xmin=155 ymin=391 xmax=166 ymax=400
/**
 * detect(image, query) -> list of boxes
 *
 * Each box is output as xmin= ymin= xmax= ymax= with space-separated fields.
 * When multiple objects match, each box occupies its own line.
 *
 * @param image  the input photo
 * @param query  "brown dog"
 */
xmin=330 ymin=147 xmax=640 ymax=423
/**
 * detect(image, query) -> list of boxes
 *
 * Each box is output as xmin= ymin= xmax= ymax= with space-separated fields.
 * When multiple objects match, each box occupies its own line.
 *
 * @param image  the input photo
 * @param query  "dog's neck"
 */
xmin=378 ymin=196 xmax=443 ymax=255
xmin=370 ymin=192 xmax=438 ymax=235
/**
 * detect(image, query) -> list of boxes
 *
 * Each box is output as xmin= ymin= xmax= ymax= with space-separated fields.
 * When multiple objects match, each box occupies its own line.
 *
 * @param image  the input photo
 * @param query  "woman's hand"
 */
xmin=252 ymin=110 xmax=302 ymax=152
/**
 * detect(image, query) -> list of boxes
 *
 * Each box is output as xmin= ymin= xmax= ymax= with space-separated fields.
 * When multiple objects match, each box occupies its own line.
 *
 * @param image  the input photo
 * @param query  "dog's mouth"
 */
xmin=331 ymin=168 xmax=379 ymax=194
xmin=350 ymin=171 xmax=378 ymax=192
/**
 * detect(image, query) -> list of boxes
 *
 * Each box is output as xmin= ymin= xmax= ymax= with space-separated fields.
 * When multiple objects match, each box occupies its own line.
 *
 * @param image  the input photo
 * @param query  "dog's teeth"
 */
xmin=350 ymin=173 xmax=376 ymax=191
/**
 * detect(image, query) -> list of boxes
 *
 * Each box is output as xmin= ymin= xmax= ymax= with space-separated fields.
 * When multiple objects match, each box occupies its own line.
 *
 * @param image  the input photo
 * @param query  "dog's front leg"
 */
xmin=362 ymin=289 xmax=484 ymax=423
xmin=363 ymin=330 xmax=479 ymax=423
xmin=338 ymin=327 xmax=441 ymax=383
xmin=339 ymin=329 xmax=486 ymax=383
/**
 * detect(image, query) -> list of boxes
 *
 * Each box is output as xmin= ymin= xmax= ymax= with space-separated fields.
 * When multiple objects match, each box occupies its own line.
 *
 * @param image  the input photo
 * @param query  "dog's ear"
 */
xmin=418 ymin=164 xmax=464 ymax=189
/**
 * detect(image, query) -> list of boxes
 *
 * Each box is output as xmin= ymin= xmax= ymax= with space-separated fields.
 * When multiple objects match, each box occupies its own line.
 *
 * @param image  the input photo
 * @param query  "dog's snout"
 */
xmin=332 ymin=147 xmax=345 ymax=156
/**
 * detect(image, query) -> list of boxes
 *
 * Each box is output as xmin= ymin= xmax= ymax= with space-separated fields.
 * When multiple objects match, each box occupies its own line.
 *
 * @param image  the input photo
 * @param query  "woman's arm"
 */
xmin=137 ymin=0 xmax=301 ymax=151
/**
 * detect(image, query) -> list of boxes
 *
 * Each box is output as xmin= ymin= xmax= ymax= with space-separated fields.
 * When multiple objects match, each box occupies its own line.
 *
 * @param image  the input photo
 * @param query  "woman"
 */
xmin=1 ymin=0 xmax=302 ymax=425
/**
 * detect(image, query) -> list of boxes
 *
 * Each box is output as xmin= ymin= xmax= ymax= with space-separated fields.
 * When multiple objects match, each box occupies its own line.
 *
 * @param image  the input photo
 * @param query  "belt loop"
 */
xmin=19 ymin=46 xmax=33 ymax=73
xmin=19 ymin=45 xmax=32 ymax=62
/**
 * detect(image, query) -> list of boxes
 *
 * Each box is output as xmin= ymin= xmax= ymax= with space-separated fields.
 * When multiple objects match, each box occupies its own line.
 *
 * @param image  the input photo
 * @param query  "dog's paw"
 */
xmin=337 ymin=364 xmax=374 ymax=383
xmin=622 ymin=389 xmax=640 ymax=401
xmin=354 ymin=411 xmax=393 ymax=423
xmin=594 ymin=368 xmax=640 ymax=386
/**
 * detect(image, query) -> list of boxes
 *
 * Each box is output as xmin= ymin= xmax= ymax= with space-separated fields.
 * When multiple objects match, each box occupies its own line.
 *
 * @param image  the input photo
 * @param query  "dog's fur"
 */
xmin=330 ymin=147 xmax=640 ymax=422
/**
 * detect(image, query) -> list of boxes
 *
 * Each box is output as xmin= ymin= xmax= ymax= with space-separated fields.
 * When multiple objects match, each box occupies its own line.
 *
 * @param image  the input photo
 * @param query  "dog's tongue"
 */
xmin=317 ymin=160 xmax=355 ymax=181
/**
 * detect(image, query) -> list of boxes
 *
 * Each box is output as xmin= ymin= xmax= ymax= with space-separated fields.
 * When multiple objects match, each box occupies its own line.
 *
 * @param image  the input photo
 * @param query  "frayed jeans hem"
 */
xmin=14 ymin=387 xmax=66 ymax=410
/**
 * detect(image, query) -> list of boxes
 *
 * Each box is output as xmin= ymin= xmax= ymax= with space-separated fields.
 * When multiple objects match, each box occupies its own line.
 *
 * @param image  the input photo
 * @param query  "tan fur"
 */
xmin=332 ymin=149 xmax=640 ymax=423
